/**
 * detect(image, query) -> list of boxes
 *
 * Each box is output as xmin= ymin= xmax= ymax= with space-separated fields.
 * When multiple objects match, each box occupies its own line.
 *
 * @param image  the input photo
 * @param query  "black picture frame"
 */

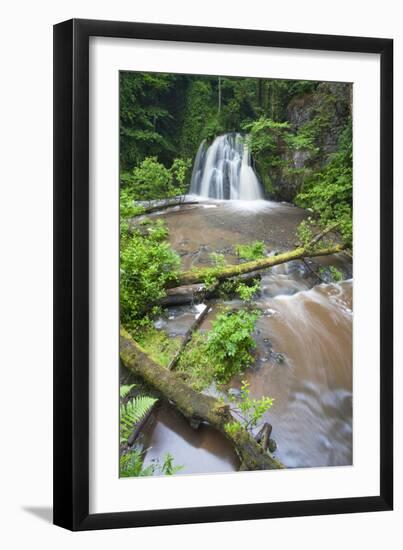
xmin=53 ymin=18 xmax=393 ymax=531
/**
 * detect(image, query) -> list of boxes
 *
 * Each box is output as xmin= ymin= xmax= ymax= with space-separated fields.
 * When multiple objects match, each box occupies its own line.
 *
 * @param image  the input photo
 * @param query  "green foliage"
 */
xmin=236 ymin=280 xmax=260 ymax=301
xmin=120 ymin=394 xmax=157 ymax=443
xmin=135 ymin=326 xmax=181 ymax=367
xmin=319 ymin=265 xmax=343 ymax=282
xmin=176 ymin=333 xmax=214 ymax=391
xmin=121 ymin=156 xmax=192 ymax=201
xmin=296 ymin=122 xmax=352 ymax=246
xmin=177 ymin=308 xmax=260 ymax=388
xmin=244 ymin=117 xmax=290 ymax=159
xmin=219 ymin=77 xmax=260 ymax=131
xmin=120 ymin=219 xmax=180 ymax=326
xmin=234 ymin=241 xmax=266 ymax=261
xmin=229 ymin=380 xmax=274 ymax=431
xmin=159 ymin=453 xmax=184 ymax=475
xmin=329 ymin=266 xmax=343 ymax=281
xmin=120 ymin=449 xmax=155 ymax=477
xmin=120 ymin=450 xmax=183 ymax=477
xmin=210 ymin=252 xmax=227 ymax=268
xmin=205 ymin=309 xmax=260 ymax=384
xmin=120 ymin=72 xmax=181 ymax=170
xmin=120 ymin=384 xmax=135 ymax=400
xmin=284 ymin=131 xmax=318 ymax=155
xmin=120 ymin=188 xmax=146 ymax=219
xmin=296 ymin=218 xmax=315 ymax=248
xmin=122 ymin=156 xmax=172 ymax=200
xmin=180 ymin=79 xmax=218 ymax=157
xmin=218 ymin=278 xmax=261 ymax=301
xmin=169 ymin=157 xmax=192 ymax=196
xmin=224 ymin=421 xmax=242 ymax=438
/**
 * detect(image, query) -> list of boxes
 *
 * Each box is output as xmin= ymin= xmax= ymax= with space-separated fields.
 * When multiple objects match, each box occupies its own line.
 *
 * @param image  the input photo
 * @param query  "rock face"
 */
xmin=265 ymin=82 xmax=351 ymax=202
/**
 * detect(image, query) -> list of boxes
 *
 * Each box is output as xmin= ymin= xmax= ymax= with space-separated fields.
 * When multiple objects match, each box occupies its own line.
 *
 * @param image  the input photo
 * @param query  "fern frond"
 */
xmin=120 ymin=395 xmax=157 ymax=442
xmin=120 ymin=384 xmax=136 ymax=400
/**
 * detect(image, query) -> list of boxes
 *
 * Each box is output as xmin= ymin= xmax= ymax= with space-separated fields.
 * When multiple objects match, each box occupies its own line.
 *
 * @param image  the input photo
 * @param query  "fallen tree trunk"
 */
xmin=160 ymin=273 xmax=261 ymax=307
xmin=159 ymin=283 xmax=218 ymax=308
xmin=167 ymin=243 xmax=347 ymax=288
xmin=133 ymin=199 xmax=199 ymax=217
xmin=120 ymin=327 xmax=284 ymax=470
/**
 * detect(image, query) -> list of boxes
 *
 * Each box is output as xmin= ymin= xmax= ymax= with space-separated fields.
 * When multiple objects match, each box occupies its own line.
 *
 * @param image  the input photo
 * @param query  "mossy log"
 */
xmin=131 ymin=199 xmax=199 ymax=218
xmin=167 ymin=243 xmax=347 ymax=288
xmin=160 ymin=273 xmax=261 ymax=307
xmin=120 ymin=327 xmax=284 ymax=471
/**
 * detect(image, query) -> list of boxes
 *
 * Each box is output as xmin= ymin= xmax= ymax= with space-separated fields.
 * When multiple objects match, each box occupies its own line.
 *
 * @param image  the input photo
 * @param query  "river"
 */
xmin=138 ymin=198 xmax=352 ymax=473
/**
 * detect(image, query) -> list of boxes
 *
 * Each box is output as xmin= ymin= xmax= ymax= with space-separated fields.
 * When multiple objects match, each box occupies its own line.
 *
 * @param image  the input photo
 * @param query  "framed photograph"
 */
xmin=53 ymin=19 xmax=393 ymax=530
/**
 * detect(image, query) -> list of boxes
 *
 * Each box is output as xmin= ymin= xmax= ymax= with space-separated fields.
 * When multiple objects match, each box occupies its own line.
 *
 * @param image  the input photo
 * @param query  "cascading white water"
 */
xmin=189 ymin=133 xmax=263 ymax=200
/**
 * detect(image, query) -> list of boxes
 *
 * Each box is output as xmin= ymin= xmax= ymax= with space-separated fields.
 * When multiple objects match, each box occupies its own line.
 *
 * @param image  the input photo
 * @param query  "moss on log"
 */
xmin=167 ymin=244 xmax=347 ymax=288
xmin=120 ymin=327 xmax=284 ymax=471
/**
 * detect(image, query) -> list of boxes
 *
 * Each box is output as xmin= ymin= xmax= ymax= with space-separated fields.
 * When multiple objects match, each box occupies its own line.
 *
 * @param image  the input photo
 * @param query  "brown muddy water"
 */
xmin=139 ymin=199 xmax=353 ymax=473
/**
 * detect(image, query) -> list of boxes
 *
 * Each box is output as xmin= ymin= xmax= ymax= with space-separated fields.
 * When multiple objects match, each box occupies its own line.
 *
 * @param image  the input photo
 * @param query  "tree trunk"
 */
xmin=167 ymin=243 xmax=347 ymax=288
xmin=130 ymin=199 xmax=199 ymax=219
xmin=120 ymin=327 xmax=284 ymax=471
xmin=160 ymin=273 xmax=261 ymax=307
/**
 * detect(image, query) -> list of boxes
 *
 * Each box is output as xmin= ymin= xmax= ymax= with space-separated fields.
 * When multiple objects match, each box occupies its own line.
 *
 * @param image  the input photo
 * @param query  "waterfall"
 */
xmin=189 ymin=133 xmax=263 ymax=200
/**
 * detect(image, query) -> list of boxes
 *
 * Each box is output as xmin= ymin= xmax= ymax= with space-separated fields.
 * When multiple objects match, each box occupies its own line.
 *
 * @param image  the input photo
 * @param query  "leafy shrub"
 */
xmin=234 ymin=241 xmax=266 ymax=261
xmin=121 ymin=156 xmax=192 ymax=201
xmin=120 ymin=220 xmax=180 ymax=326
xmin=232 ymin=380 xmax=274 ymax=431
xmin=205 ymin=309 xmax=260 ymax=384
xmin=243 ymin=117 xmax=290 ymax=159
xmin=169 ymin=157 xmax=192 ymax=197
xmin=236 ymin=280 xmax=260 ymax=301
xmin=120 ymin=188 xmax=146 ymax=219
xmin=177 ymin=309 xmax=260 ymax=388
xmin=296 ymin=218 xmax=315 ymax=248
xmin=122 ymin=156 xmax=172 ymax=200
xmin=296 ymin=123 xmax=352 ymax=246
xmin=225 ymin=381 xmax=274 ymax=437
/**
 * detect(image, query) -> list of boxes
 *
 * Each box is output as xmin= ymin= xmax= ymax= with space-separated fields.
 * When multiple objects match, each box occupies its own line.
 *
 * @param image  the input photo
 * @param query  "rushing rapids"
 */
xmin=189 ymin=133 xmax=263 ymax=200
